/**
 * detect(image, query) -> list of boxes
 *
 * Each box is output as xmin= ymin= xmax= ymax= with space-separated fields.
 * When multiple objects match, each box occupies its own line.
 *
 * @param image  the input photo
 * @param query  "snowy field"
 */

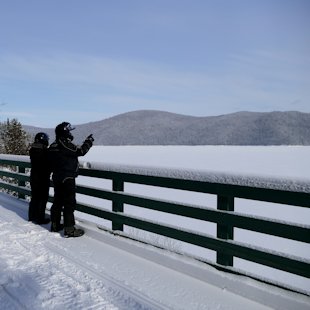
xmin=78 ymin=146 xmax=310 ymax=293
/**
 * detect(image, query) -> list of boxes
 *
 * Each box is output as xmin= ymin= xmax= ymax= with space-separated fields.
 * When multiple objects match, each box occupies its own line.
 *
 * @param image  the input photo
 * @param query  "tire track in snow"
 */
xmin=0 ymin=209 xmax=164 ymax=309
xmin=45 ymin=240 xmax=168 ymax=310
xmin=0 ymin=217 xmax=37 ymax=309
xmin=0 ymin=229 xmax=122 ymax=309
xmin=0 ymin=216 xmax=116 ymax=309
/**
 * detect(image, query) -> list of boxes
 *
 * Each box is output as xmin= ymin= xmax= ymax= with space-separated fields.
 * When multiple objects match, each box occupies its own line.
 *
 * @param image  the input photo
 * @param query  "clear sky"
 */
xmin=0 ymin=0 xmax=309 ymax=127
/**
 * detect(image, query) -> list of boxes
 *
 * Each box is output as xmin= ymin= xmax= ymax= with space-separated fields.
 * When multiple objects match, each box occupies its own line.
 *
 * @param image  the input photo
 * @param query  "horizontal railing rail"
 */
xmin=1 ymin=154 xmax=310 ymax=292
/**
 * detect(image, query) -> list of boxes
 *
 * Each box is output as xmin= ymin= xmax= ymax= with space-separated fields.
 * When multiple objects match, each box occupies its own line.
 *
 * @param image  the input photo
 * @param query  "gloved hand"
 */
xmin=86 ymin=134 xmax=94 ymax=143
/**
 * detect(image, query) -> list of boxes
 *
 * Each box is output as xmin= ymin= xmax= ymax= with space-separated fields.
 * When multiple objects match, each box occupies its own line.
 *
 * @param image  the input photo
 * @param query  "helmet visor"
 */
xmin=65 ymin=123 xmax=75 ymax=131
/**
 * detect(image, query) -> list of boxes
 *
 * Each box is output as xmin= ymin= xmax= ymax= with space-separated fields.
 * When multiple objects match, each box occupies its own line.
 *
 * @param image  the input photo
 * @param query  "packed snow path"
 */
xmin=0 ymin=193 xmax=309 ymax=310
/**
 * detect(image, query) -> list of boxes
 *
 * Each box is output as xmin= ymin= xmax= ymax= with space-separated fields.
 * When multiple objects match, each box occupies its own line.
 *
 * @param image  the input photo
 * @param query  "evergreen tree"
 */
xmin=0 ymin=119 xmax=31 ymax=196
xmin=0 ymin=119 xmax=30 ymax=155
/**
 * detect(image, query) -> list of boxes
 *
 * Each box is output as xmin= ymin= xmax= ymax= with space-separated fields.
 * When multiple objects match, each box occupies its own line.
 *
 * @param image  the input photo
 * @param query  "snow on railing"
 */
xmin=82 ymin=160 xmax=310 ymax=193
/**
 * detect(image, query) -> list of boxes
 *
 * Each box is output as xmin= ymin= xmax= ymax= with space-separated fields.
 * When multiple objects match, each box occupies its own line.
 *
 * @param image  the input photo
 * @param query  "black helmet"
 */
xmin=55 ymin=122 xmax=75 ymax=140
xmin=34 ymin=132 xmax=49 ymax=146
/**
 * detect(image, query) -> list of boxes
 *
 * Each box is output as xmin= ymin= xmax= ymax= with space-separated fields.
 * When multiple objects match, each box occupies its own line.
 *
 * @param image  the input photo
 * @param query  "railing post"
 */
xmin=112 ymin=179 xmax=124 ymax=231
xmin=18 ymin=166 xmax=25 ymax=199
xmin=216 ymin=195 xmax=234 ymax=266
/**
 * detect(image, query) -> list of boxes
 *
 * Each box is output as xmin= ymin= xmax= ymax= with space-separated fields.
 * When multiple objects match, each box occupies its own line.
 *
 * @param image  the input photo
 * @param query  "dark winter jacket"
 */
xmin=29 ymin=142 xmax=50 ymax=182
xmin=48 ymin=137 xmax=92 ymax=183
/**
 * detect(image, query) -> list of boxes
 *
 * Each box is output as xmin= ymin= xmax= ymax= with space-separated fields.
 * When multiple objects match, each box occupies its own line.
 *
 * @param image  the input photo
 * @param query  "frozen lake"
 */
xmin=84 ymin=145 xmax=310 ymax=179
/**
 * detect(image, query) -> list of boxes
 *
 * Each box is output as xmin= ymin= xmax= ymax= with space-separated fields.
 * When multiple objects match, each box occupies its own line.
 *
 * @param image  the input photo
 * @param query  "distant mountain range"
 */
xmin=23 ymin=110 xmax=310 ymax=145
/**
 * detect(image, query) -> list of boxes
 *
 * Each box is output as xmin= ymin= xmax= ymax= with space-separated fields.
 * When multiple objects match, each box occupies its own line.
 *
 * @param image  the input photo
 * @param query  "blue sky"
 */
xmin=0 ymin=0 xmax=309 ymax=127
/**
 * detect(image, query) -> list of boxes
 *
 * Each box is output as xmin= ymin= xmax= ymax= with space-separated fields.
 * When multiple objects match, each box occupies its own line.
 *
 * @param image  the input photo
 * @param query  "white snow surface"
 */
xmin=1 ymin=146 xmax=310 ymax=309
xmin=82 ymin=146 xmax=310 ymax=180
xmin=0 ymin=193 xmax=309 ymax=310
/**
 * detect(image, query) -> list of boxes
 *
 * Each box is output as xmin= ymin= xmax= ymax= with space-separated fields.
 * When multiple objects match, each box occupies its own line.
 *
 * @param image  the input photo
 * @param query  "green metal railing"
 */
xmin=1 ymin=154 xmax=309 ymax=289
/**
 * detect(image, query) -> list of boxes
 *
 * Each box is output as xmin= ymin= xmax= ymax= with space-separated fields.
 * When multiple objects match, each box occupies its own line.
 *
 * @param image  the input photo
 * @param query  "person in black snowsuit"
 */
xmin=28 ymin=132 xmax=51 ymax=224
xmin=48 ymin=122 xmax=94 ymax=237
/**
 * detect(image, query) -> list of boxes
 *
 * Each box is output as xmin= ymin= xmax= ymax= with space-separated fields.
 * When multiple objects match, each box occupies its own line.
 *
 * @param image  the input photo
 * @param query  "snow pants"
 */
xmin=50 ymin=178 xmax=76 ymax=228
xmin=29 ymin=175 xmax=50 ymax=222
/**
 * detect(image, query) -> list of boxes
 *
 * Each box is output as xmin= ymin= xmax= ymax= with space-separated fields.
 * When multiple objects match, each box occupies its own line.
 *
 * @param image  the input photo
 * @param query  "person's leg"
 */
xmin=36 ymin=180 xmax=50 ymax=224
xmin=29 ymin=179 xmax=40 ymax=222
xmin=50 ymin=181 xmax=64 ymax=231
xmin=62 ymin=178 xmax=76 ymax=228
xmin=28 ymin=200 xmax=35 ymax=221
xmin=63 ymin=178 xmax=84 ymax=237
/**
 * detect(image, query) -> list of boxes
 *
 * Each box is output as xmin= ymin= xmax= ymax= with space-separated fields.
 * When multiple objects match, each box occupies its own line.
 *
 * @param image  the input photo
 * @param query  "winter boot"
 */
xmin=64 ymin=226 xmax=85 ymax=238
xmin=51 ymin=222 xmax=64 ymax=232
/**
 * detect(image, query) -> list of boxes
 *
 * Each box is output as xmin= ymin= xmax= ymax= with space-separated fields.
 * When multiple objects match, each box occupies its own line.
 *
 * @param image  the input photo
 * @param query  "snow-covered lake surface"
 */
xmin=1 ymin=146 xmax=309 ymax=309
xmin=83 ymin=145 xmax=310 ymax=179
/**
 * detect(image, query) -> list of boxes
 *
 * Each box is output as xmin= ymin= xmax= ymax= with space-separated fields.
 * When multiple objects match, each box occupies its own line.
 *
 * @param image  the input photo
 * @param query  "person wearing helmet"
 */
xmin=48 ymin=122 xmax=94 ymax=238
xmin=28 ymin=132 xmax=51 ymax=224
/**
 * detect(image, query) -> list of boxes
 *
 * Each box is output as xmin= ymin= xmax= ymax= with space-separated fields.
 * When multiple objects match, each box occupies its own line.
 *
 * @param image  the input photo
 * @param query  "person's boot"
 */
xmin=64 ymin=226 xmax=84 ymax=238
xmin=51 ymin=222 xmax=64 ymax=232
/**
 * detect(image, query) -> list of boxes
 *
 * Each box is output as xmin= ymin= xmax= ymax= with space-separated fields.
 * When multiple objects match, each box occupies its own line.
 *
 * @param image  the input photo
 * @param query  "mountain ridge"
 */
xmin=23 ymin=110 xmax=310 ymax=145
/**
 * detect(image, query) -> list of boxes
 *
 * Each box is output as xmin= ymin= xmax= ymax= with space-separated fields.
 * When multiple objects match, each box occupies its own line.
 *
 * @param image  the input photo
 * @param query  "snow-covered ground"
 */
xmin=0 ymin=193 xmax=309 ymax=310
xmin=1 ymin=146 xmax=310 ymax=309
